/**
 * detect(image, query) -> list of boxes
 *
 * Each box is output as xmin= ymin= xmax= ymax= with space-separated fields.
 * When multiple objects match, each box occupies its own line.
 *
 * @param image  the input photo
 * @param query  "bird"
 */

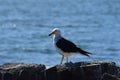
xmin=48 ymin=28 xmax=91 ymax=64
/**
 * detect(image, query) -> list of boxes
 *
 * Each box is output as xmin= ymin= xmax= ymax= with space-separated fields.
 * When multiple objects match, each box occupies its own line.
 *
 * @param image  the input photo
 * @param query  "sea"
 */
xmin=0 ymin=0 xmax=120 ymax=66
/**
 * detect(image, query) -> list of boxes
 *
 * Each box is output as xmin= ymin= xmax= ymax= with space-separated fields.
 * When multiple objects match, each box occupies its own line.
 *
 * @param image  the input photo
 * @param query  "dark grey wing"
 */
xmin=56 ymin=38 xmax=80 ymax=52
xmin=56 ymin=38 xmax=91 ymax=57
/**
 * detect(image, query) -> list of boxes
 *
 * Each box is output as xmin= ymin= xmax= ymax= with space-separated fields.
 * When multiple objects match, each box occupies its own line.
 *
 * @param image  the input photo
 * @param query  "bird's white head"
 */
xmin=48 ymin=28 xmax=61 ymax=36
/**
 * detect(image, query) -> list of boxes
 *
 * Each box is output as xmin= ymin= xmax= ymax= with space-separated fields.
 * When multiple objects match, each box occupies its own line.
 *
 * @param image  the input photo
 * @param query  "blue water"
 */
xmin=0 ymin=0 xmax=120 ymax=66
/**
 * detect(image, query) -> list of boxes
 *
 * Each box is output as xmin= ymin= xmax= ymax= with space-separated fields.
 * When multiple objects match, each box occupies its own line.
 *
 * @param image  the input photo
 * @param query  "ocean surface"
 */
xmin=0 ymin=0 xmax=120 ymax=66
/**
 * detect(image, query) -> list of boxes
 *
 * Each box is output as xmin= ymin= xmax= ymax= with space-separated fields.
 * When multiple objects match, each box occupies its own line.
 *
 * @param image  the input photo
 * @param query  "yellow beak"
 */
xmin=48 ymin=31 xmax=55 ymax=36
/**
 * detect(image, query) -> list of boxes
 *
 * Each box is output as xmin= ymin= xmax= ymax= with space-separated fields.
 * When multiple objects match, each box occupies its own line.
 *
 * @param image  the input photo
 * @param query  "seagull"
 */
xmin=48 ymin=28 xmax=91 ymax=64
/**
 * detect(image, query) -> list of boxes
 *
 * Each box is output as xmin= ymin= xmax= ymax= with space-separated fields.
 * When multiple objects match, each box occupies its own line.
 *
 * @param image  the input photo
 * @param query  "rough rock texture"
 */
xmin=101 ymin=73 xmax=119 ymax=80
xmin=42 ymin=61 xmax=119 ymax=80
xmin=0 ymin=63 xmax=45 ymax=80
xmin=0 ymin=61 xmax=119 ymax=80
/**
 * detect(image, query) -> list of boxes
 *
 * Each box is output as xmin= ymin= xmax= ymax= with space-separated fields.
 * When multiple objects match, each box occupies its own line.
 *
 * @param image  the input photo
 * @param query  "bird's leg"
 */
xmin=66 ymin=57 xmax=68 ymax=63
xmin=60 ymin=55 xmax=64 ymax=64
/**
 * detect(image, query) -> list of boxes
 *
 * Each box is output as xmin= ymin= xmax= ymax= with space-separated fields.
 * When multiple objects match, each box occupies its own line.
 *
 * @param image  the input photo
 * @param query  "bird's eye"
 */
xmin=55 ymin=30 xmax=57 ymax=32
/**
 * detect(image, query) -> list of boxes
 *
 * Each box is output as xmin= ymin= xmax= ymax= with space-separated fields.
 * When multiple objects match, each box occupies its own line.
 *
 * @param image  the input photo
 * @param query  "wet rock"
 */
xmin=3 ymin=72 xmax=13 ymax=80
xmin=43 ymin=61 xmax=119 ymax=80
xmin=117 ymin=66 xmax=120 ymax=78
xmin=44 ymin=66 xmax=58 ymax=80
xmin=18 ymin=69 xmax=36 ymax=80
xmin=0 ymin=61 xmax=119 ymax=80
xmin=44 ymin=62 xmax=101 ymax=80
xmin=0 ymin=72 xmax=2 ymax=80
xmin=101 ymin=73 xmax=119 ymax=80
xmin=0 ymin=63 xmax=45 ymax=80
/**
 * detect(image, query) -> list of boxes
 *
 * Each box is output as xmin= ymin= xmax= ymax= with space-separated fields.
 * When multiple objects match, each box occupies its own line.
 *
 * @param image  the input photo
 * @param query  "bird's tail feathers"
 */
xmin=78 ymin=48 xmax=92 ymax=57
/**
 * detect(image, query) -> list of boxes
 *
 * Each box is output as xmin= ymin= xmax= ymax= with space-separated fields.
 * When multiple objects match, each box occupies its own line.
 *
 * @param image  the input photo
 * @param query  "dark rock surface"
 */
xmin=101 ymin=73 xmax=119 ymax=80
xmin=43 ymin=61 xmax=119 ymax=80
xmin=0 ymin=63 xmax=46 ymax=80
xmin=0 ymin=61 xmax=119 ymax=80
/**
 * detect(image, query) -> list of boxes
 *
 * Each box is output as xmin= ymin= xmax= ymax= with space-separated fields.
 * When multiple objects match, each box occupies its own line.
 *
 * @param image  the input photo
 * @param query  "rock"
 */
xmin=0 ymin=61 xmax=119 ymax=80
xmin=117 ymin=66 xmax=120 ymax=78
xmin=0 ymin=73 xmax=2 ymax=80
xmin=3 ymin=72 xmax=13 ymax=80
xmin=101 ymin=73 xmax=119 ymax=80
xmin=43 ymin=66 xmax=58 ymax=80
xmin=18 ymin=69 xmax=36 ymax=80
xmin=56 ymin=62 xmax=101 ymax=80
xmin=0 ymin=63 xmax=45 ymax=80
xmin=44 ymin=62 xmax=102 ymax=80
xmin=42 ymin=61 xmax=119 ymax=80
